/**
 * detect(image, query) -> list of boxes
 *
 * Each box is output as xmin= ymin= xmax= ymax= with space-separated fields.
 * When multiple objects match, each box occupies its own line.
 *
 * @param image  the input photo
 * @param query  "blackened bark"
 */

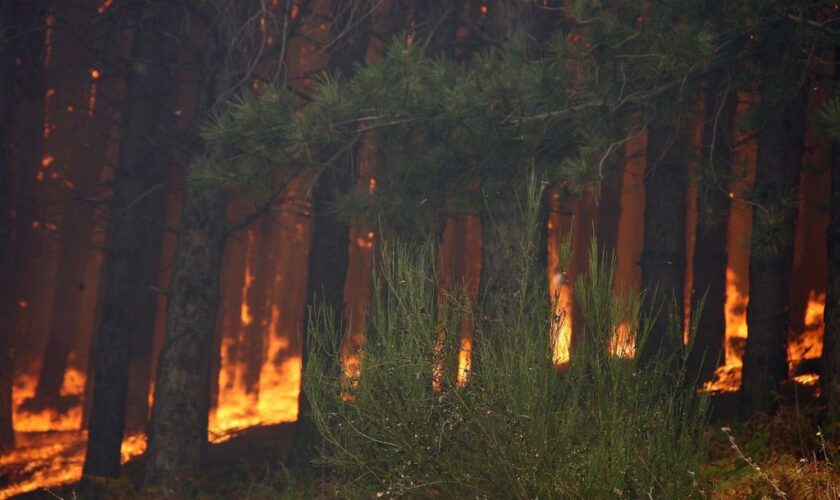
xmin=640 ymin=105 xmax=691 ymax=362
xmin=688 ymin=70 xmax=737 ymax=382
xmin=82 ymin=2 xmax=179 ymax=478
xmin=143 ymin=185 xmax=227 ymax=492
xmin=740 ymin=31 xmax=807 ymax=416
xmin=293 ymin=1 xmax=372 ymax=468
xmin=143 ymin=0 xmax=260 ymax=490
xmin=820 ymin=47 xmax=840 ymax=413
xmin=0 ymin=0 xmax=15 ymax=452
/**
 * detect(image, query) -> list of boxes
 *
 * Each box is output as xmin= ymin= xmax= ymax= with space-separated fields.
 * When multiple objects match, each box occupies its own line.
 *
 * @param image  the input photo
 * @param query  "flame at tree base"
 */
xmin=703 ymin=289 xmax=825 ymax=394
xmin=2 ymin=354 xmax=302 ymax=498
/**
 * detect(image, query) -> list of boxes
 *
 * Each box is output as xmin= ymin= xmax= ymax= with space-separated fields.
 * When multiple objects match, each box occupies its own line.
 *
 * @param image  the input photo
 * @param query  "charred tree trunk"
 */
xmin=688 ymin=69 xmax=737 ymax=382
xmin=640 ymin=103 xmax=692 ymax=362
xmin=294 ymin=1 xmax=372 ymax=468
xmin=82 ymin=2 xmax=180 ymax=478
xmin=0 ymin=0 xmax=46 ymax=451
xmin=740 ymin=30 xmax=807 ymax=416
xmin=821 ymin=47 xmax=840 ymax=414
xmin=144 ymin=184 xmax=227 ymax=492
xmin=143 ymin=0 xmax=258 ymax=491
xmin=0 ymin=0 xmax=16 ymax=452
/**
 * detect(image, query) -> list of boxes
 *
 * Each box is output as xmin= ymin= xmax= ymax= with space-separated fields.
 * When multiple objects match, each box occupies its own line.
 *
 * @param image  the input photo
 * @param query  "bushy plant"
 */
xmin=303 ymin=187 xmax=709 ymax=499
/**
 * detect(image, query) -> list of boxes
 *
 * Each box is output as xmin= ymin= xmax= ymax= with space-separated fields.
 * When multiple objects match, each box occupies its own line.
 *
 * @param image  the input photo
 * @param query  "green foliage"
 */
xmin=303 ymin=185 xmax=709 ymax=498
xmin=817 ymin=97 xmax=840 ymax=142
xmin=749 ymin=190 xmax=801 ymax=257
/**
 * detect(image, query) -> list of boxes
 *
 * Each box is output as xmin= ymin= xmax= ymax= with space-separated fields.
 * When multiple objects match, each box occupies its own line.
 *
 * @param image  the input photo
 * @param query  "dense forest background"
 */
xmin=0 ymin=0 xmax=839 ymax=498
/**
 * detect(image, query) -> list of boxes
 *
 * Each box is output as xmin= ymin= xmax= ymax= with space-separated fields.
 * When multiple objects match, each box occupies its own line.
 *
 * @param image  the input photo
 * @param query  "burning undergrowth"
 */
xmin=303 ymin=185 xmax=710 ymax=498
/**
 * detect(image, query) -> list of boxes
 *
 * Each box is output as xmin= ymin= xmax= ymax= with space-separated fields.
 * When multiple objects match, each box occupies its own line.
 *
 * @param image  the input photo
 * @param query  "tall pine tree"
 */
xmin=820 ymin=46 xmax=840 ymax=414
xmin=83 ymin=0 xmax=181 ymax=478
xmin=740 ymin=20 xmax=808 ymax=416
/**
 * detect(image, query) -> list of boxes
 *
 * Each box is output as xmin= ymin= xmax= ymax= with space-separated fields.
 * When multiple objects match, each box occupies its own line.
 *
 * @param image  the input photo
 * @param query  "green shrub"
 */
xmin=303 ymin=188 xmax=709 ymax=499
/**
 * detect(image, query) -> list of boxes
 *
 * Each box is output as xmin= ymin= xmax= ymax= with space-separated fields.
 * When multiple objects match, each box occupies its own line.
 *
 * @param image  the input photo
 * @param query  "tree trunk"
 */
xmin=143 ymin=184 xmax=227 ymax=493
xmin=0 ymin=0 xmax=46 ymax=451
xmin=478 ymin=0 xmax=542 ymax=316
xmin=688 ymin=69 xmax=737 ymax=382
xmin=143 ymin=0 xmax=258 ymax=490
xmin=640 ymin=105 xmax=691 ymax=362
xmin=28 ymin=81 xmax=111 ymax=413
xmin=0 ymin=0 xmax=16 ymax=452
xmin=25 ymin=0 xmax=120 ymax=412
xmin=82 ymin=3 xmax=180 ymax=478
xmin=596 ymin=165 xmax=623 ymax=257
xmin=740 ymin=30 xmax=807 ymax=416
xmin=821 ymin=47 xmax=840 ymax=413
xmin=293 ymin=0 xmax=372 ymax=468
xmin=210 ymin=227 xmax=248 ymax=411
xmin=240 ymin=217 xmax=276 ymax=397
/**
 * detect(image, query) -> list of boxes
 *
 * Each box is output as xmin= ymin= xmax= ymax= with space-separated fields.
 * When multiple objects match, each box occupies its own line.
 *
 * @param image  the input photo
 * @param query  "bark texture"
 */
xmin=688 ymin=69 xmax=737 ymax=382
xmin=740 ymin=29 xmax=807 ymax=416
xmin=821 ymin=47 xmax=840 ymax=414
xmin=143 ymin=0 xmax=255 ymax=492
xmin=640 ymin=108 xmax=691 ymax=362
xmin=82 ymin=2 xmax=179 ymax=478
xmin=143 ymin=185 xmax=227 ymax=492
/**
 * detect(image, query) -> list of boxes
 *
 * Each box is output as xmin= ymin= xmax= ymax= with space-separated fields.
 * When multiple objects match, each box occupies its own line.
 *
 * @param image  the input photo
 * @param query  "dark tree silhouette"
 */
xmin=688 ymin=68 xmax=737 ymax=382
xmin=821 ymin=47 xmax=840 ymax=414
xmin=83 ymin=0 xmax=180 ymax=478
xmin=640 ymin=105 xmax=692 ymax=362
xmin=740 ymin=22 xmax=807 ymax=416
xmin=0 ymin=0 xmax=15 ymax=453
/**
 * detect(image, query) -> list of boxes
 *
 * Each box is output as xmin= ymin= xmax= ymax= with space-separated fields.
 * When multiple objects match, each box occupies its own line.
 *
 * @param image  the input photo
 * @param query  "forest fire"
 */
xmin=1 ymin=1 xmax=839 ymax=498
xmin=4 ymin=344 xmax=301 ymax=497
xmin=705 ymin=277 xmax=827 ymax=393
xmin=2 ymin=368 xmax=146 ymax=498
xmin=704 ymin=270 xmax=750 ymax=392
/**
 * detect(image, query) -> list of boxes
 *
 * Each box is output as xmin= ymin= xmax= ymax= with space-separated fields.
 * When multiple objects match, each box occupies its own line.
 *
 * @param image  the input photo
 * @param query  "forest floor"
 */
xmin=5 ymin=382 xmax=840 ymax=499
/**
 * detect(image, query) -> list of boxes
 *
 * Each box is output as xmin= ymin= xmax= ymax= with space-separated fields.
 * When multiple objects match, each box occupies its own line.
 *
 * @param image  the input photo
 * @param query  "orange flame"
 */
xmin=609 ymin=322 xmax=635 ymax=359
xmin=457 ymin=336 xmax=472 ymax=388
xmin=4 ymin=368 xmax=147 ymax=498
